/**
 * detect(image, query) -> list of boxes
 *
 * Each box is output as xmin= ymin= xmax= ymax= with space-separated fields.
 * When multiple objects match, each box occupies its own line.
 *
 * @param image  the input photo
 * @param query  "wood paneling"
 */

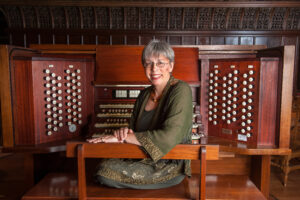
xmin=126 ymin=35 xmax=139 ymax=45
xmin=26 ymin=32 xmax=39 ymax=47
xmin=0 ymin=46 xmax=14 ymax=147
xmin=255 ymin=36 xmax=269 ymax=45
xmin=54 ymin=34 xmax=67 ymax=44
xmin=225 ymin=36 xmax=239 ymax=45
xmin=169 ymin=36 xmax=181 ymax=45
xmin=258 ymin=58 xmax=279 ymax=146
xmin=241 ymin=36 xmax=254 ymax=45
xmin=95 ymin=45 xmax=200 ymax=85
xmin=211 ymin=36 xmax=225 ymax=45
xmin=192 ymin=156 xmax=251 ymax=175
xmin=97 ymin=35 xmax=110 ymax=45
xmin=11 ymin=32 xmax=25 ymax=46
xmin=69 ymin=34 xmax=82 ymax=44
xmin=83 ymin=35 xmax=96 ymax=45
xmin=182 ymin=36 xmax=197 ymax=45
xmin=40 ymin=33 xmax=53 ymax=44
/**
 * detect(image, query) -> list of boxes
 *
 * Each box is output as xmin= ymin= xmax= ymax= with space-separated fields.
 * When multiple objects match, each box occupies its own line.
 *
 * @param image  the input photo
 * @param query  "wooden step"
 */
xmin=22 ymin=173 xmax=266 ymax=200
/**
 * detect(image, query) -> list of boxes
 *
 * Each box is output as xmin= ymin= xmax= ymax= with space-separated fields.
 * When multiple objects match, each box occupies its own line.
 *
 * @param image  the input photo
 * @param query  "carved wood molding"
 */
xmin=1 ymin=5 xmax=300 ymax=31
xmin=1 ymin=1 xmax=300 ymax=8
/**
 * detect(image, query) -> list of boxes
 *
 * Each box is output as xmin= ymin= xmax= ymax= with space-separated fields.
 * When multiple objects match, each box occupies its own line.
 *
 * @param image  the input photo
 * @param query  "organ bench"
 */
xmin=21 ymin=139 xmax=290 ymax=200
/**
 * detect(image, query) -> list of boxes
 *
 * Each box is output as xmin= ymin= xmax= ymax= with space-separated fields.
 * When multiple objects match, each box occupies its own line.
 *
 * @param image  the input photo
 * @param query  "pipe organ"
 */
xmin=0 ymin=45 xmax=294 ymax=149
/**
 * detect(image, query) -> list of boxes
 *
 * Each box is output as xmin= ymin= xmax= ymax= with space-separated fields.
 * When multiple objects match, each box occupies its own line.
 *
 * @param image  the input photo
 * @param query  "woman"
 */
xmin=87 ymin=39 xmax=193 ymax=189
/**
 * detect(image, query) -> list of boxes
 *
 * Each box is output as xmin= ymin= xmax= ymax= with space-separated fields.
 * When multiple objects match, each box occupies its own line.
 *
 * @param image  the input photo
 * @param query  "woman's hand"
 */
xmin=114 ymin=127 xmax=131 ymax=142
xmin=113 ymin=127 xmax=141 ymax=145
xmin=86 ymin=127 xmax=141 ymax=145
xmin=86 ymin=135 xmax=119 ymax=143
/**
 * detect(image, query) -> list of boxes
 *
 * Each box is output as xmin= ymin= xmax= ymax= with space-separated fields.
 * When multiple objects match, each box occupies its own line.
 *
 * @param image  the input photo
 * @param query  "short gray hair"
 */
xmin=142 ymin=39 xmax=175 ymax=66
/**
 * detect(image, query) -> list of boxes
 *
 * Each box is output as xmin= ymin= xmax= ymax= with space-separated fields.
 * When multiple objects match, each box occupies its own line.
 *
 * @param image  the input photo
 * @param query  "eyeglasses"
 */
xmin=143 ymin=61 xmax=169 ymax=69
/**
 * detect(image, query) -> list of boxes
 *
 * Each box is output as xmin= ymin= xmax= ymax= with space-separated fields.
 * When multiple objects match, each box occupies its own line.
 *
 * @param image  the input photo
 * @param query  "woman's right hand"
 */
xmin=114 ymin=127 xmax=132 ymax=143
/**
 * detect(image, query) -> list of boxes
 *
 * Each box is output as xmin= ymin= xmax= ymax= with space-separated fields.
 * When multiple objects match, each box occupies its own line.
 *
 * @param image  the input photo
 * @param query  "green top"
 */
xmin=96 ymin=76 xmax=193 ymax=185
xmin=136 ymin=108 xmax=156 ymax=132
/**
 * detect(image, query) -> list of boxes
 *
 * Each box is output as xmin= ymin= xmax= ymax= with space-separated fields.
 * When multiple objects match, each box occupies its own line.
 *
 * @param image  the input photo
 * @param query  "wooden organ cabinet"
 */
xmin=206 ymin=58 xmax=279 ymax=146
xmin=91 ymin=46 xmax=202 ymax=139
xmin=0 ymin=47 xmax=94 ymax=146
xmin=0 ymin=44 xmax=295 ymax=199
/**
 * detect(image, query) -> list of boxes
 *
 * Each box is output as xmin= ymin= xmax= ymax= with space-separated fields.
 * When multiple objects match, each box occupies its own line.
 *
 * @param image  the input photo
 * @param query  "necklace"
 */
xmin=151 ymin=90 xmax=160 ymax=103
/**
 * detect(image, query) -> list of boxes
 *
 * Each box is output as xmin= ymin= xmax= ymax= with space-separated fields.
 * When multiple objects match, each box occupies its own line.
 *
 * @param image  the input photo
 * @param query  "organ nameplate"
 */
xmin=222 ymin=128 xmax=232 ymax=135
xmin=237 ymin=134 xmax=247 ymax=142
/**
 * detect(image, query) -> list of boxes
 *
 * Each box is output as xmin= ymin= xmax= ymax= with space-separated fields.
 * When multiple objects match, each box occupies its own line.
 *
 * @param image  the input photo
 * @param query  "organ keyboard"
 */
xmin=92 ymin=85 xmax=203 ymax=140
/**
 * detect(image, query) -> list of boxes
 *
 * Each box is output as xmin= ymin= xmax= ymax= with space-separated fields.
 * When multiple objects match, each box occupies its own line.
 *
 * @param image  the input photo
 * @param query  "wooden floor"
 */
xmin=269 ymin=166 xmax=300 ymax=200
xmin=0 ymin=153 xmax=300 ymax=200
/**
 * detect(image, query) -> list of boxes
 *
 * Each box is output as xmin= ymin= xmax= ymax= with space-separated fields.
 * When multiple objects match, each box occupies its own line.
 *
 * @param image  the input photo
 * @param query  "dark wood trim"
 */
xmin=1 ymin=1 xmax=300 ymax=8
xmin=18 ymin=6 xmax=25 ymax=29
xmin=8 ymin=28 xmax=300 ymax=36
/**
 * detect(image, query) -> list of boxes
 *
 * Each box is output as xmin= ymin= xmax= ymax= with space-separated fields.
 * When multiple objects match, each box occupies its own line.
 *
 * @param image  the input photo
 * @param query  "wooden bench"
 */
xmin=22 ymin=141 xmax=267 ymax=200
xmin=66 ymin=142 xmax=219 ymax=200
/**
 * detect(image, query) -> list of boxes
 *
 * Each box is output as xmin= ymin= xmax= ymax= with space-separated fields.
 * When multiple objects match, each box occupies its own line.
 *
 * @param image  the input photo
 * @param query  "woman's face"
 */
xmin=144 ymin=54 xmax=174 ymax=88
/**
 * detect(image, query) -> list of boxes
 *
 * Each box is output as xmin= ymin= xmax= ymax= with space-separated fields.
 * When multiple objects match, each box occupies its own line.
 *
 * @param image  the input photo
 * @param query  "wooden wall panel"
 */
xmin=40 ymin=33 xmax=53 ymax=44
xmin=154 ymin=35 xmax=168 ymax=43
xmin=26 ymin=33 xmax=39 ymax=47
xmin=1 ymin=3 xmax=300 ymax=91
xmin=211 ymin=36 xmax=225 ymax=45
xmin=241 ymin=36 xmax=254 ymax=45
xmin=54 ymin=34 xmax=67 ymax=44
xmin=268 ymin=36 xmax=282 ymax=48
xmin=225 ymin=36 xmax=239 ymax=45
xmin=95 ymin=46 xmax=199 ymax=85
xmin=126 ymin=35 xmax=139 ymax=45
xmin=140 ymin=36 xmax=153 ymax=45
xmin=111 ymin=35 xmax=124 ymax=45
xmin=83 ymin=35 xmax=96 ymax=45
xmin=97 ymin=35 xmax=110 ymax=45
xmin=282 ymin=36 xmax=298 ymax=45
xmin=169 ymin=36 xmax=181 ymax=45
xmin=192 ymin=155 xmax=251 ymax=175
xmin=69 ymin=34 xmax=82 ymax=44
xmin=182 ymin=36 xmax=197 ymax=45
xmin=11 ymin=32 xmax=25 ymax=46
xmin=197 ymin=36 xmax=210 ymax=45
xmin=255 ymin=37 xmax=269 ymax=45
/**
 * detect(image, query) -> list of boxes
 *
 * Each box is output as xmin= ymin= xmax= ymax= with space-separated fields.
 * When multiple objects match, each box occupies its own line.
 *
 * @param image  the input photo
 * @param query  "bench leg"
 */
xmin=200 ymin=146 xmax=206 ymax=200
xmin=250 ymin=155 xmax=271 ymax=199
xmin=77 ymin=144 xmax=87 ymax=200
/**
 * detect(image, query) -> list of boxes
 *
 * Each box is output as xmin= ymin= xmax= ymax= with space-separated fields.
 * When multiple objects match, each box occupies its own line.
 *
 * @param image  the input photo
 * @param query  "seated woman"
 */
xmin=87 ymin=39 xmax=193 ymax=189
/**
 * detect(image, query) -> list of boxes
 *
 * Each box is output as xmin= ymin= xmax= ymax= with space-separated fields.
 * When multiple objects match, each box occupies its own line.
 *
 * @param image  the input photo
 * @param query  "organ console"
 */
xmin=92 ymin=46 xmax=203 ymax=140
xmin=0 ymin=45 xmax=294 ymax=148
xmin=0 ymin=44 xmax=295 ymax=200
